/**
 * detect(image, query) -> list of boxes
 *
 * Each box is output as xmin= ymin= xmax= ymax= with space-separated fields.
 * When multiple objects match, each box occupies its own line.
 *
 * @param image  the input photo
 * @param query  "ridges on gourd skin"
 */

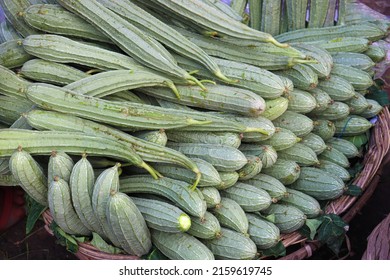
xmin=307 ymin=0 xmax=329 ymax=28
xmin=48 ymin=150 xmax=74 ymax=185
xmin=134 ymin=0 xmax=288 ymax=48
xmin=300 ymin=133 xmax=327 ymax=155
xmin=220 ymin=181 xmax=272 ymax=212
xmin=166 ymin=130 xmax=242 ymax=149
xmin=360 ymin=99 xmax=383 ymax=119
xmin=246 ymin=213 xmax=280 ymax=250
xmin=173 ymin=26 xmax=310 ymax=71
xmin=166 ymin=142 xmax=248 ymax=172
xmin=262 ymin=159 xmax=301 ymax=186
xmin=202 ymin=228 xmax=258 ymax=260
xmin=317 ymin=76 xmax=356 ymax=102
xmin=331 ymin=52 xmax=376 ymax=71
xmin=281 ymin=188 xmax=322 ymax=218
xmin=211 ymin=197 xmax=249 ymax=235
xmin=289 ymin=167 xmax=346 ymax=201
xmin=260 ymin=204 xmax=307 ymax=234
xmin=96 ymin=0 xmax=236 ymax=84
xmin=204 ymin=0 xmax=244 ymax=22
xmin=150 ymin=158 xmax=222 ymax=188
xmin=64 ymin=69 xmax=180 ymax=99
xmin=22 ymin=34 xmax=145 ymax=71
xmin=106 ymin=192 xmax=152 ymax=256
xmin=137 ymin=83 xmax=266 ymax=117
xmin=200 ymin=187 xmax=221 ymax=209
xmin=130 ymin=196 xmax=192 ymax=233
xmin=70 ymin=155 xmax=106 ymax=236
xmin=119 ymin=175 xmax=207 ymax=219
xmin=0 ymin=39 xmax=34 ymax=69
xmin=0 ymin=95 xmax=34 ymax=125
xmin=20 ymin=59 xmax=89 ymax=86
xmin=330 ymin=64 xmax=374 ymax=91
xmin=92 ymin=164 xmax=122 ymax=247
xmin=187 ymin=211 xmax=221 ymax=240
xmin=0 ymin=129 xmax=155 ymax=179
xmin=237 ymin=155 xmax=263 ymax=181
xmin=151 ymin=230 xmax=215 ymax=260
xmin=275 ymin=22 xmax=387 ymax=43
xmin=0 ymin=20 xmax=22 ymax=42
xmin=174 ymin=54 xmax=286 ymax=99
xmin=24 ymin=109 xmax=200 ymax=179
xmin=56 ymin=0 xmax=208 ymax=91
xmin=25 ymin=83 xmax=210 ymax=130
xmin=316 ymin=160 xmax=351 ymax=182
xmin=26 ymin=83 xmax=269 ymax=136
xmin=304 ymin=37 xmax=370 ymax=54
xmin=24 ymin=4 xmax=112 ymax=43
xmin=245 ymin=173 xmax=288 ymax=202
xmin=333 ymin=115 xmax=373 ymax=136
xmin=9 ymin=146 xmax=48 ymax=206
xmin=0 ymin=0 xmax=40 ymax=37
xmin=0 ymin=65 xmax=31 ymax=98
xmin=48 ymin=176 xmax=91 ymax=236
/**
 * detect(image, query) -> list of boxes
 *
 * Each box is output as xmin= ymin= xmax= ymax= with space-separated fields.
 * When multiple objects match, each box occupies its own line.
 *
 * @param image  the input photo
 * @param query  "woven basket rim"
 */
xmin=42 ymin=107 xmax=390 ymax=260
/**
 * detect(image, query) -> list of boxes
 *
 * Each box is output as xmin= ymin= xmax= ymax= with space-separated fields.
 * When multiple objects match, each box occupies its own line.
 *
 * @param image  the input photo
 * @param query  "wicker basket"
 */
xmin=42 ymin=107 xmax=390 ymax=260
xmin=279 ymin=107 xmax=390 ymax=260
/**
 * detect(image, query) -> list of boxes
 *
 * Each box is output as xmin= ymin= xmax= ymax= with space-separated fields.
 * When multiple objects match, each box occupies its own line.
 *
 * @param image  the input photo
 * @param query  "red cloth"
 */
xmin=0 ymin=188 xmax=26 ymax=232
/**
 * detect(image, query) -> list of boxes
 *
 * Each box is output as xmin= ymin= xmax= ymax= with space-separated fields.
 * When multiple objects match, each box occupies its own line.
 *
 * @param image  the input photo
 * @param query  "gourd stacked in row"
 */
xmin=0 ymin=0 xmax=388 ymax=260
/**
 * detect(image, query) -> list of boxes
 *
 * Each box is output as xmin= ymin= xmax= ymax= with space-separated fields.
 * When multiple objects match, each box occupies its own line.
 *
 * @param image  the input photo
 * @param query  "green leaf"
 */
xmin=345 ymin=185 xmax=363 ymax=197
xmin=143 ymin=247 xmax=169 ymax=260
xmin=264 ymin=214 xmax=276 ymax=223
xmin=25 ymin=195 xmax=47 ymax=234
xmin=316 ymin=214 xmax=348 ymax=256
xmin=326 ymin=235 xmax=345 ymax=256
xmin=301 ymin=218 xmax=324 ymax=240
xmin=260 ymin=241 xmax=286 ymax=258
xmin=90 ymin=232 xmax=123 ymax=255
xmin=367 ymin=88 xmax=390 ymax=106
xmin=74 ymin=236 xmax=87 ymax=243
xmin=328 ymin=214 xmax=348 ymax=228
xmin=372 ymin=79 xmax=385 ymax=88
xmin=342 ymin=134 xmax=369 ymax=150
xmin=50 ymin=222 xmax=79 ymax=254
xmin=347 ymin=161 xmax=365 ymax=179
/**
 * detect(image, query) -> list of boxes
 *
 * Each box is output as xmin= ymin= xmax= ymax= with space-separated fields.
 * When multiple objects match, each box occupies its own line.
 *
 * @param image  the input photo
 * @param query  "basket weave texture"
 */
xmin=42 ymin=108 xmax=390 ymax=260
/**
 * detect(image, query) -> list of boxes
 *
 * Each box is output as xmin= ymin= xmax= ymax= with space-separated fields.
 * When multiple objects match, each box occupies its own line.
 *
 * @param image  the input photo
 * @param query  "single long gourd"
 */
xmin=64 ymin=69 xmax=180 ymax=99
xmin=22 ymin=34 xmax=144 ymax=71
xmin=0 ymin=129 xmax=159 ymax=179
xmin=137 ymin=83 xmax=266 ymax=117
xmin=24 ymin=110 xmax=202 ymax=186
xmin=26 ymin=83 xmax=269 ymax=135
